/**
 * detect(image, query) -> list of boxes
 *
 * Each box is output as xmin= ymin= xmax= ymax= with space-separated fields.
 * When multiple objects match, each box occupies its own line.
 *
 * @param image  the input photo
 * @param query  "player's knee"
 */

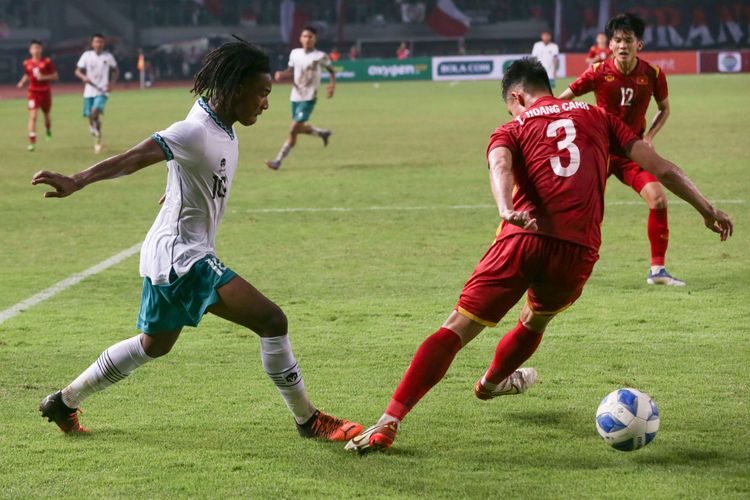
xmin=141 ymin=335 xmax=177 ymax=358
xmin=258 ymin=307 xmax=288 ymax=337
xmin=649 ymin=194 xmax=668 ymax=209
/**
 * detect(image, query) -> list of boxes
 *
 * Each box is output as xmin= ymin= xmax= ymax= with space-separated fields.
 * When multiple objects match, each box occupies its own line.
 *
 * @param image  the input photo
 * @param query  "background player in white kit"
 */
xmin=33 ymin=41 xmax=362 ymax=442
xmin=531 ymin=30 xmax=559 ymax=88
xmin=266 ymin=26 xmax=336 ymax=170
xmin=75 ymin=33 xmax=118 ymax=153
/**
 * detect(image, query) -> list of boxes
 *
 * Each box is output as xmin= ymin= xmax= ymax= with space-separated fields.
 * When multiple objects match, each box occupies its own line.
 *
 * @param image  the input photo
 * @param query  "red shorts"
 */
xmin=457 ymin=234 xmax=598 ymax=327
xmin=609 ymin=155 xmax=657 ymax=194
xmin=27 ymin=90 xmax=52 ymax=112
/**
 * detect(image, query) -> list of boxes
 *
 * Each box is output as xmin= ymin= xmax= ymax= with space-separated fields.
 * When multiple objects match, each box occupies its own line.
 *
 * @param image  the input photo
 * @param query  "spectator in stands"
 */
xmin=586 ymin=32 xmax=611 ymax=66
xmin=349 ymin=45 xmax=358 ymax=60
xmin=330 ymin=47 xmax=341 ymax=62
xmin=396 ymin=42 xmax=410 ymax=60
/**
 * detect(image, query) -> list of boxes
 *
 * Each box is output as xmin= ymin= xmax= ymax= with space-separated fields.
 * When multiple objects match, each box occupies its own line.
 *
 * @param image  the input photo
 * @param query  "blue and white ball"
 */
xmin=595 ymin=388 xmax=660 ymax=451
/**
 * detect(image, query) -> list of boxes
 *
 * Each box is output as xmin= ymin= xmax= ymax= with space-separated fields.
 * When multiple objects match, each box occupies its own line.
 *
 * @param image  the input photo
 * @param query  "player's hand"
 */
xmin=16 ymin=81 xmax=23 ymax=89
xmin=500 ymin=210 xmax=538 ymax=231
xmin=31 ymin=170 xmax=80 ymax=198
xmin=326 ymin=84 xmax=335 ymax=98
xmin=274 ymin=71 xmax=283 ymax=82
xmin=703 ymin=208 xmax=733 ymax=242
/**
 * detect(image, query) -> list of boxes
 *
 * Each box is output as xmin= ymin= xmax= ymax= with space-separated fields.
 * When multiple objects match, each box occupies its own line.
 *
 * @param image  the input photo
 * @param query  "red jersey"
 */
xmin=487 ymin=96 xmax=639 ymax=251
xmin=23 ymin=57 xmax=56 ymax=92
xmin=568 ymin=57 xmax=668 ymax=137
xmin=587 ymin=45 xmax=611 ymax=64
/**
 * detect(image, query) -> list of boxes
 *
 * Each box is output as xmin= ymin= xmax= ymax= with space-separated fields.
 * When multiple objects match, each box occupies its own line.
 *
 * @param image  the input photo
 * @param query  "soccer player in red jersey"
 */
xmin=560 ymin=13 xmax=681 ymax=286
xmin=17 ymin=40 xmax=58 ymax=152
xmin=345 ymin=58 xmax=732 ymax=453
xmin=586 ymin=32 xmax=612 ymax=66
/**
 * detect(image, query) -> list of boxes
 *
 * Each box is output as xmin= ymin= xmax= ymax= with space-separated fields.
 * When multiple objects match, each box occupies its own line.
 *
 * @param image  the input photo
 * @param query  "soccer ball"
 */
xmin=595 ymin=388 xmax=660 ymax=451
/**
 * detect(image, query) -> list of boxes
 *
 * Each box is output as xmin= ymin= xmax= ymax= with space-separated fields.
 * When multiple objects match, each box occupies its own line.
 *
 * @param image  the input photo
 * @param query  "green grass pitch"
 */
xmin=0 ymin=75 xmax=748 ymax=498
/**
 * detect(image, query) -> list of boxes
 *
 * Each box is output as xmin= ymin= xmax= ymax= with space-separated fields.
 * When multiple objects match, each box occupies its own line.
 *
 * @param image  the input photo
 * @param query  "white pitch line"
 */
xmin=237 ymin=199 xmax=745 ymax=214
xmin=2 ymin=198 xmax=745 ymax=327
xmin=0 ymin=243 xmax=141 ymax=326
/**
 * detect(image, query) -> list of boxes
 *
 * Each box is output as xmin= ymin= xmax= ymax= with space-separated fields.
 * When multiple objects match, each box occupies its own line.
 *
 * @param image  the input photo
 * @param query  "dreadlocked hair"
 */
xmin=191 ymin=41 xmax=270 ymax=108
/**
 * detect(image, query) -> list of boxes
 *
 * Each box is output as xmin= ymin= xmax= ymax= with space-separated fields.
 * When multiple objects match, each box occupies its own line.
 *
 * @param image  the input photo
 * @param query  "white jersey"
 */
xmin=140 ymin=98 xmax=238 ymax=285
xmin=531 ymin=41 xmax=559 ymax=79
xmin=288 ymin=48 xmax=330 ymax=102
xmin=77 ymin=50 xmax=118 ymax=97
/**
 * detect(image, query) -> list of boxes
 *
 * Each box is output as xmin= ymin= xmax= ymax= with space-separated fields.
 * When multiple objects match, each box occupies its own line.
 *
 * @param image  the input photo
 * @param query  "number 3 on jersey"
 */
xmin=546 ymin=118 xmax=580 ymax=177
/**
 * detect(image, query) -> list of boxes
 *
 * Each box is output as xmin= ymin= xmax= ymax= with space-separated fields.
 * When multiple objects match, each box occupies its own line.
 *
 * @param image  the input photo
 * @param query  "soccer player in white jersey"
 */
xmin=75 ymin=33 xmax=119 ymax=153
xmin=531 ymin=30 xmax=559 ymax=88
xmin=33 ymin=41 xmax=363 ymax=442
xmin=266 ymin=26 xmax=336 ymax=170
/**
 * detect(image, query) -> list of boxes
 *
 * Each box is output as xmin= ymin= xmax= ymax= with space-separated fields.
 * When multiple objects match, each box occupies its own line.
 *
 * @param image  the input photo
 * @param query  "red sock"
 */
xmin=648 ymin=208 xmax=669 ymax=266
xmin=29 ymin=132 xmax=36 ymax=144
xmin=484 ymin=321 xmax=543 ymax=385
xmin=385 ymin=327 xmax=462 ymax=420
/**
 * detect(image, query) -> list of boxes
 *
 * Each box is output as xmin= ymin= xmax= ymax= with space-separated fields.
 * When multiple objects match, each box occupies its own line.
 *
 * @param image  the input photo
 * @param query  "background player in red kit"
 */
xmin=17 ymin=40 xmax=58 ymax=151
xmin=586 ymin=32 xmax=611 ymax=66
xmin=345 ymin=58 xmax=732 ymax=453
xmin=560 ymin=13 xmax=681 ymax=286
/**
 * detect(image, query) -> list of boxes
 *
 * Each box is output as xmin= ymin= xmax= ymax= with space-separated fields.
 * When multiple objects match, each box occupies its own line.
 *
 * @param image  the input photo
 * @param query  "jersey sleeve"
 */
xmin=44 ymin=59 xmax=57 ymax=75
xmin=321 ymin=53 xmax=331 ymax=67
xmin=108 ymin=53 xmax=118 ymax=68
xmin=587 ymin=46 xmax=596 ymax=58
xmin=654 ymin=66 xmax=668 ymax=102
xmin=607 ymin=113 xmax=640 ymax=157
xmin=152 ymin=120 xmax=206 ymax=168
xmin=568 ymin=64 xmax=597 ymax=96
xmin=486 ymin=124 xmax=519 ymax=163
xmin=76 ymin=52 xmax=87 ymax=69
xmin=287 ymin=50 xmax=295 ymax=68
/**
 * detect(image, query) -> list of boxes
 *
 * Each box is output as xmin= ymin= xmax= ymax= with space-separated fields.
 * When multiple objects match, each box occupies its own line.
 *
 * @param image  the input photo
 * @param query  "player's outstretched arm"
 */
xmin=488 ymin=147 xmax=538 ymax=231
xmin=558 ymin=87 xmax=576 ymax=100
xmin=74 ymin=67 xmax=88 ymax=83
xmin=273 ymin=67 xmax=293 ymax=82
xmin=31 ymin=137 xmax=167 ymax=198
xmin=16 ymin=74 xmax=28 ymax=89
xmin=627 ymin=140 xmax=733 ymax=241
xmin=326 ymin=65 xmax=336 ymax=98
xmin=643 ymin=98 xmax=669 ymax=148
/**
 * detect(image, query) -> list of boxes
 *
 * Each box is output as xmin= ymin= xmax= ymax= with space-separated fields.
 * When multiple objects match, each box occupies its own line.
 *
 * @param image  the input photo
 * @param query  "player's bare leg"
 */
xmin=43 ymin=110 xmax=52 ymax=140
xmin=27 ymin=108 xmax=38 ymax=151
xmin=346 ymin=311 xmax=485 ymax=453
xmin=208 ymin=275 xmax=362 ymax=441
xmin=40 ymin=330 xmax=177 ymax=433
xmin=90 ymin=107 xmax=103 ymax=153
xmin=267 ymin=121 xmax=330 ymax=170
xmin=474 ymin=305 xmax=545 ymax=399
xmin=639 ymin=181 xmax=685 ymax=286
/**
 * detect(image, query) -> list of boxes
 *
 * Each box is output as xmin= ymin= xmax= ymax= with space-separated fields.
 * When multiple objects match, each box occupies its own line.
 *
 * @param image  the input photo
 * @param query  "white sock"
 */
xmin=377 ymin=413 xmax=401 ymax=428
xmin=260 ymin=335 xmax=315 ymax=424
xmin=61 ymin=335 xmax=154 ymax=408
xmin=274 ymin=142 xmax=291 ymax=163
xmin=651 ymin=265 xmax=665 ymax=274
xmin=310 ymin=126 xmax=324 ymax=137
